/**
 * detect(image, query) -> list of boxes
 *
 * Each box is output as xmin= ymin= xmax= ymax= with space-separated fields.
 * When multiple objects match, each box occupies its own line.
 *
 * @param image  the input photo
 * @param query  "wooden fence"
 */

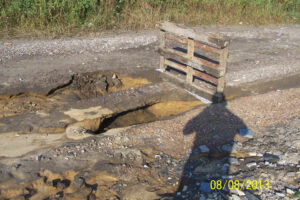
xmin=157 ymin=21 xmax=230 ymax=102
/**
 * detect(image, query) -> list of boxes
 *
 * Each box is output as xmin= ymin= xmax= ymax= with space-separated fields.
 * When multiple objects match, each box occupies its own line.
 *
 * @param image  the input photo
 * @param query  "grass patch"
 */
xmin=293 ymin=190 xmax=300 ymax=199
xmin=0 ymin=0 xmax=299 ymax=38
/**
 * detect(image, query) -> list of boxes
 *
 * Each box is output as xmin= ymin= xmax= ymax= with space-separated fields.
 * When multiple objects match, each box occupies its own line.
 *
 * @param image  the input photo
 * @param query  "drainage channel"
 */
xmin=0 ymin=70 xmax=203 ymax=157
xmin=1 ymin=70 xmax=299 ymax=158
xmin=97 ymin=100 xmax=203 ymax=133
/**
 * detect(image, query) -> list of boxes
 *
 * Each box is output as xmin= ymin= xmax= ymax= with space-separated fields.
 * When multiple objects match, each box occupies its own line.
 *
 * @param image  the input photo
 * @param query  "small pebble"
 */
xmin=246 ymin=162 xmax=257 ymax=168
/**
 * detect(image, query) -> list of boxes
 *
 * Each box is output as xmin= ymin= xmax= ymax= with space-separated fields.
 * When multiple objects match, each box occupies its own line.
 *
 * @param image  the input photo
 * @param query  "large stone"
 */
xmin=73 ymin=176 xmax=85 ymax=187
xmin=239 ymin=129 xmax=254 ymax=138
xmin=199 ymin=145 xmax=210 ymax=153
xmin=286 ymin=188 xmax=295 ymax=195
xmin=246 ymin=162 xmax=257 ymax=168
xmin=263 ymin=153 xmax=280 ymax=162
xmin=232 ymin=194 xmax=241 ymax=200
xmin=228 ymin=157 xmax=239 ymax=164
xmin=221 ymin=144 xmax=236 ymax=153
xmin=199 ymin=182 xmax=213 ymax=194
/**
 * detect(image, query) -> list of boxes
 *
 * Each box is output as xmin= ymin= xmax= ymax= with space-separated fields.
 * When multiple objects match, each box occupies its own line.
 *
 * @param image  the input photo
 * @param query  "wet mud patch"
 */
xmin=49 ymin=70 xmax=151 ymax=100
xmin=0 ymin=93 xmax=50 ymax=118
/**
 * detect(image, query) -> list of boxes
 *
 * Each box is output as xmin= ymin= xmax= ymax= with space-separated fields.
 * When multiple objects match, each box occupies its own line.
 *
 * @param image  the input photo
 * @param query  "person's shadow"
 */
xmin=173 ymin=93 xmax=248 ymax=199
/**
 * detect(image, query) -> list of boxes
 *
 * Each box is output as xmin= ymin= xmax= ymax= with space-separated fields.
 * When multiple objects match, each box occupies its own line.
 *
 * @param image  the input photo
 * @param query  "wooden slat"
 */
xmin=160 ymin=31 xmax=166 ymax=48
xmin=165 ymin=33 xmax=188 ymax=44
xmin=160 ymin=56 xmax=166 ymax=72
xmin=165 ymin=59 xmax=187 ymax=72
xmin=191 ymin=83 xmax=216 ymax=95
xmin=165 ymin=33 xmax=221 ymax=54
xmin=162 ymin=70 xmax=216 ymax=97
xmin=193 ymin=70 xmax=218 ymax=85
xmin=165 ymin=59 xmax=218 ymax=85
xmin=158 ymin=47 xmax=223 ymax=77
xmin=160 ymin=31 xmax=166 ymax=72
xmin=193 ymin=56 xmax=219 ymax=69
xmin=158 ymin=21 xmax=230 ymax=48
xmin=164 ymin=48 xmax=219 ymax=69
xmin=194 ymin=41 xmax=221 ymax=54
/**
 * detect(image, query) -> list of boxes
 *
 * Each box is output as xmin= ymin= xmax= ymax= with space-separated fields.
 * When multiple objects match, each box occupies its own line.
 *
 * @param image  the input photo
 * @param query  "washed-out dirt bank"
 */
xmin=0 ymin=70 xmax=204 ymax=157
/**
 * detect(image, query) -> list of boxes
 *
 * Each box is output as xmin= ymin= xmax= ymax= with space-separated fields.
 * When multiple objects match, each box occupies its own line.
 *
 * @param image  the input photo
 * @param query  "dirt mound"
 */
xmin=51 ymin=71 xmax=123 ymax=100
xmin=0 ymin=71 xmax=151 ymax=118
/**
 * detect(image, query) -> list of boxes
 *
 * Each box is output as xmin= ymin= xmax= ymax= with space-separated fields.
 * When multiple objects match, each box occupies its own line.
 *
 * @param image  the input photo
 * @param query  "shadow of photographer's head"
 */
xmin=212 ymin=92 xmax=226 ymax=105
xmin=174 ymin=92 xmax=248 ymax=199
xmin=182 ymin=91 xmax=246 ymax=152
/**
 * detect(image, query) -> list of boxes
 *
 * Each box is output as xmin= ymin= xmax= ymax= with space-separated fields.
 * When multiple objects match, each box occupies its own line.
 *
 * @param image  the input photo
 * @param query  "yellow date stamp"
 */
xmin=210 ymin=180 xmax=269 ymax=190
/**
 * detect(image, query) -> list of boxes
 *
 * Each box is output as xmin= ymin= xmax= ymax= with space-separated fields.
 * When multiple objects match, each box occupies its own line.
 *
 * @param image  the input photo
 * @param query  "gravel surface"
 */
xmin=1 ymin=24 xmax=299 ymax=91
xmin=0 ymin=31 xmax=158 ymax=60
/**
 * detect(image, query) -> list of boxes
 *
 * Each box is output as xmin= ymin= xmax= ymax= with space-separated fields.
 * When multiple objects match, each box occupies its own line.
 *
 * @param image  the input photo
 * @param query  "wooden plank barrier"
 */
xmin=157 ymin=21 xmax=230 ymax=102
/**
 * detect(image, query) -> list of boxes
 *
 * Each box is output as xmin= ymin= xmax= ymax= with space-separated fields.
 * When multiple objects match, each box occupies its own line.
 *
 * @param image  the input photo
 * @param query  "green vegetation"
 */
xmin=0 ymin=0 xmax=299 ymax=38
xmin=293 ymin=190 xmax=300 ymax=199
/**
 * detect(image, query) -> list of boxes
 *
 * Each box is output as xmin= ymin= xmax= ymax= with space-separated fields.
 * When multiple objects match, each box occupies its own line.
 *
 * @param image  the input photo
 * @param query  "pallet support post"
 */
xmin=186 ymin=38 xmax=195 ymax=84
xmin=215 ymin=46 xmax=229 ymax=102
xmin=216 ymin=46 xmax=229 ymax=93
xmin=160 ymin=30 xmax=166 ymax=72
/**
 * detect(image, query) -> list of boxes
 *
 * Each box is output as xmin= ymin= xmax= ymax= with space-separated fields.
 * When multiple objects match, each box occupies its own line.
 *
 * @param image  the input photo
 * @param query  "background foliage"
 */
xmin=0 ymin=0 xmax=299 ymax=38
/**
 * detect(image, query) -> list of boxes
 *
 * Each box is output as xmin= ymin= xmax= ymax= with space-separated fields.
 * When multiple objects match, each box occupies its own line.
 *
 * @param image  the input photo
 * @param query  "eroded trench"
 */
xmin=0 ymin=70 xmax=203 ymax=157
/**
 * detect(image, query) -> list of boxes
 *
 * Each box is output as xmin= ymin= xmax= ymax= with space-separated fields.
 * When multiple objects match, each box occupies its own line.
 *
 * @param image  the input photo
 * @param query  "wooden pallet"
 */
xmin=157 ymin=21 xmax=230 ymax=102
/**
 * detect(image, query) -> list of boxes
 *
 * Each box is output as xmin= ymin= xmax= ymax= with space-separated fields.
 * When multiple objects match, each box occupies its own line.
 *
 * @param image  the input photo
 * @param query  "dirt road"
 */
xmin=1 ymin=24 xmax=300 ymax=95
